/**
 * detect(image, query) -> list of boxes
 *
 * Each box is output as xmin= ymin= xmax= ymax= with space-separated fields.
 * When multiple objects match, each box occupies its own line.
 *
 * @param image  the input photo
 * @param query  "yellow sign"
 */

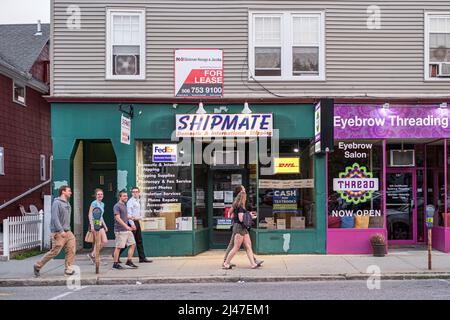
xmin=274 ymin=158 xmax=300 ymax=174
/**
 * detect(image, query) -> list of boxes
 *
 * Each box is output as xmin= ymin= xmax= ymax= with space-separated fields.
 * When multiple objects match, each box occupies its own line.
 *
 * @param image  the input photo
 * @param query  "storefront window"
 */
xmin=136 ymin=141 xmax=193 ymax=231
xmin=258 ymin=139 xmax=315 ymax=230
xmin=328 ymin=140 xmax=384 ymax=229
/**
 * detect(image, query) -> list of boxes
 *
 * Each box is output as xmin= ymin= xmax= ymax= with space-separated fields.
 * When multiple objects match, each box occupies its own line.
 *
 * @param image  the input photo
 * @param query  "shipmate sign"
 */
xmin=175 ymin=113 xmax=273 ymax=137
xmin=174 ymin=49 xmax=223 ymax=97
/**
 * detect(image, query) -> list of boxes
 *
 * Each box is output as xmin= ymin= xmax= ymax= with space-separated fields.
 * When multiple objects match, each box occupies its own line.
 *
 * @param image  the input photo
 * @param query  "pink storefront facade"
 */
xmin=326 ymin=104 xmax=450 ymax=254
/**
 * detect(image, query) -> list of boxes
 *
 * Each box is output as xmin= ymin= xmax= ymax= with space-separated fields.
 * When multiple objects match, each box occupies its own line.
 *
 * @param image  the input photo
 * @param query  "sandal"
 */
xmin=251 ymin=264 xmax=261 ymax=269
xmin=222 ymin=264 xmax=233 ymax=270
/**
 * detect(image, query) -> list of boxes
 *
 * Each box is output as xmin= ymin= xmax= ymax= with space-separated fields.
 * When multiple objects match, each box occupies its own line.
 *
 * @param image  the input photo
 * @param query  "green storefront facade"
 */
xmin=51 ymin=102 xmax=326 ymax=256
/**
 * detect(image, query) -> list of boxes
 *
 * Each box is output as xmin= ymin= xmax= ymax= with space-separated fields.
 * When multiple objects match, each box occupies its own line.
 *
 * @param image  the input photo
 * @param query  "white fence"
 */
xmin=2 ymin=214 xmax=43 ymax=260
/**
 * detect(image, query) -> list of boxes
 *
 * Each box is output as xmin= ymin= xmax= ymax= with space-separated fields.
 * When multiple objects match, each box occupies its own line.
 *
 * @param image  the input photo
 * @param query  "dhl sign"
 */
xmin=274 ymin=158 xmax=300 ymax=174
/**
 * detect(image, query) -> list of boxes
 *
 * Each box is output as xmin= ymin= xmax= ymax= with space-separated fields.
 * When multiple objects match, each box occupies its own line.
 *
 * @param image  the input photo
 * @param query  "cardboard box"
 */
xmin=141 ymin=217 xmax=166 ymax=231
xmin=176 ymin=217 xmax=198 ymax=231
xmin=291 ymin=216 xmax=306 ymax=229
xmin=159 ymin=211 xmax=181 ymax=230
xmin=276 ymin=219 xmax=286 ymax=230
xmin=264 ymin=217 xmax=276 ymax=229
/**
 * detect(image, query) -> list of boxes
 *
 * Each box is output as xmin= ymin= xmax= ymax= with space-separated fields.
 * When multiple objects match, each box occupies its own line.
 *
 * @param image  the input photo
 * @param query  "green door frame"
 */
xmin=207 ymin=166 xmax=249 ymax=249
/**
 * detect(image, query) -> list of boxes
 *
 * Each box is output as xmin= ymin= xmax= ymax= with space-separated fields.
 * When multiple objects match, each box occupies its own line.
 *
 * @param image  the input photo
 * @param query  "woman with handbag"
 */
xmin=223 ymin=191 xmax=261 ymax=270
xmin=222 ymin=185 xmax=263 ymax=268
xmin=86 ymin=188 xmax=109 ymax=264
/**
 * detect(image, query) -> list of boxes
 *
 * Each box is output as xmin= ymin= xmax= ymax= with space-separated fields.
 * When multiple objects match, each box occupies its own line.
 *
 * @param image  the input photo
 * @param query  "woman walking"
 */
xmin=87 ymin=188 xmax=109 ymax=264
xmin=223 ymin=191 xmax=261 ymax=269
xmin=222 ymin=185 xmax=263 ymax=268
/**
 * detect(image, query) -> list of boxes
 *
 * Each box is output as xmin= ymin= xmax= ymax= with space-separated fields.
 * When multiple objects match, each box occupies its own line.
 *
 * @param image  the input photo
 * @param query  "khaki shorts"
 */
xmin=115 ymin=231 xmax=136 ymax=249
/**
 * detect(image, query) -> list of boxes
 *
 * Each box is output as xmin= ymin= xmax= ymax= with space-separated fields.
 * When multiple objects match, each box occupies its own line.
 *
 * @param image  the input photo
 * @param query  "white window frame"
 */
xmin=248 ymin=11 xmax=325 ymax=81
xmin=106 ymin=8 xmax=146 ymax=80
xmin=0 ymin=147 xmax=4 ymax=176
xmin=424 ymin=12 xmax=450 ymax=81
xmin=40 ymin=154 xmax=46 ymax=181
xmin=12 ymin=81 xmax=26 ymax=106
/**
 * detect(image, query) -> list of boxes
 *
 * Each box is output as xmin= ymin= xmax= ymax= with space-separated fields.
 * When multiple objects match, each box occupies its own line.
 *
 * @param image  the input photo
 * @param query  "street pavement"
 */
xmin=1 ymin=280 xmax=450 ymax=300
xmin=0 ymin=248 xmax=449 ymax=287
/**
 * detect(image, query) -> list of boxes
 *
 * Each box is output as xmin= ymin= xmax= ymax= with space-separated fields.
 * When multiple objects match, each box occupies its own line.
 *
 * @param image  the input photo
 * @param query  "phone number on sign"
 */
xmin=181 ymin=86 xmax=223 ymax=95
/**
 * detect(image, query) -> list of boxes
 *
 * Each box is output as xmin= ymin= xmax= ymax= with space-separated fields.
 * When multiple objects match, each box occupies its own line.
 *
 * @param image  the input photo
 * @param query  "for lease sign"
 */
xmin=174 ymin=49 xmax=223 ymax=97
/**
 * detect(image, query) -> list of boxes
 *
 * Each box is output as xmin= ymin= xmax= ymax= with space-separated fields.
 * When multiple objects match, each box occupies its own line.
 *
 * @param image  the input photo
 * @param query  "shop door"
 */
xmin=83 ymin=141 xmax=117 ymax=248
xmin=386 ymin=169 xmax=417 ymax=244
xmin=208 ymin=169 xmax=248 ymax=249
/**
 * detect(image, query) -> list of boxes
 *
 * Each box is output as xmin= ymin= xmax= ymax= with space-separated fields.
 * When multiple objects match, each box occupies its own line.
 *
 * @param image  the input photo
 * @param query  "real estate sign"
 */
xmin=174 ymin=49 xmax=224 ymax=97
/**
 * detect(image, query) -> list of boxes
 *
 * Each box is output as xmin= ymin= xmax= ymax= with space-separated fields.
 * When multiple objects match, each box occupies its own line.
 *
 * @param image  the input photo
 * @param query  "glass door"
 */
xmin=208 ymin=169 xmax=248 ymax=249
xmin=386 ymin=169 xmax=417 ymax=244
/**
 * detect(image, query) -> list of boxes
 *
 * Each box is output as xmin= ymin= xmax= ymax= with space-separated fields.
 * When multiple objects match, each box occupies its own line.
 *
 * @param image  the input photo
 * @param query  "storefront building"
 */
xmin=327 ymin=104 xmax=450 ymax=254
xmin=50 ymin=0 xmax=450 ymax=255
xmin=51 ymin=102 xmax=326 ymax=255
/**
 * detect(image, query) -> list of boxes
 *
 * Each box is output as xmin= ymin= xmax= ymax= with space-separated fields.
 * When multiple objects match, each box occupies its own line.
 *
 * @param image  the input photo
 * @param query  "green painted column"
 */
xmin=52 ymin=137 xmax=77 ymax=197
xmin=111 ymin=139 xmax=136 ymax=193
xmin=314 ymin=154 xmax=327 ymax=254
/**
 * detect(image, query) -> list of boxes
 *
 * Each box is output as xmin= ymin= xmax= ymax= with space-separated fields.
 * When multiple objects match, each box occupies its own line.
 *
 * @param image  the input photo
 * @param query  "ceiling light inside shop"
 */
xmin=440 ymin=102 xmax=448 ymax=108
xmin=382 ymin=103 xmax=390 ymax=109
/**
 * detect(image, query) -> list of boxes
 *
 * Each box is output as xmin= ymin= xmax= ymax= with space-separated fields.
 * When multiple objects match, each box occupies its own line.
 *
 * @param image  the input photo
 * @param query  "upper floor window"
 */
xmin=13 ymin=82 xmax=26 ymax=106
xmin=425 ymin=13 xmax=450 ymax=80
xmin=249 ymin=12 xmax=325 ymax=81
xmin=106 ymin=9 xmax=145 ymax=80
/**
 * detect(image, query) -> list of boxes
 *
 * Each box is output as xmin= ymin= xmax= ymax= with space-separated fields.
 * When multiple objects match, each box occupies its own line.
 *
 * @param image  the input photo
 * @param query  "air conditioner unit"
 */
xmin=438 ymin=62 xmax=450 ymax=77
xmin=114 ymin=55 xmax=138 ymax=76
xmin=390 ymin=150 xmax=415 ymax=167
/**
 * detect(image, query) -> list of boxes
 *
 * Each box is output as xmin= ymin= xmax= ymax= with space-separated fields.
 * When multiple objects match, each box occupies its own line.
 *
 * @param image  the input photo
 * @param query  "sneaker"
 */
xmin=139 ymin=258 xmax=153 ymax=263
xmin=87 ymin=253 xmax=95 ymax=264
xmin=112 ymin=263 xmax=124 ymax=270
xmin=33 ymin=265 xmax=40 ymax=277
xmin=125 ymin=260 xmax=139 ymax=269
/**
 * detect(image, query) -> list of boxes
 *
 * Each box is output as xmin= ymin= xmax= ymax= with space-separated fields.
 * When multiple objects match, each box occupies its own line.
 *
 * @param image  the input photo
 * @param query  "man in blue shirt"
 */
xmin=126 ymin=187 xmax=152 ymax=263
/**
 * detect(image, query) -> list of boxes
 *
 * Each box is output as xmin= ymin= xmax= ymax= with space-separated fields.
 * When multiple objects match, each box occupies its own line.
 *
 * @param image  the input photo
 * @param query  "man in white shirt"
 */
xmin=126 ymin=187 xmax=152 ymax=263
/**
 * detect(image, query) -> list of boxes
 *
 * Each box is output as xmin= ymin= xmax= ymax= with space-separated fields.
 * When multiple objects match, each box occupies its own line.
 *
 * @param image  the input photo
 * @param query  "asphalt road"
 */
xmin=1 ymin=279 xmax=450 ymax=300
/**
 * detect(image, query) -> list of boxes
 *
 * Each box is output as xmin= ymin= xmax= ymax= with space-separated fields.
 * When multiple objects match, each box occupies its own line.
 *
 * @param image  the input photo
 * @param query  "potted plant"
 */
xmin=370 ymin=234 xmax=386 ymax=257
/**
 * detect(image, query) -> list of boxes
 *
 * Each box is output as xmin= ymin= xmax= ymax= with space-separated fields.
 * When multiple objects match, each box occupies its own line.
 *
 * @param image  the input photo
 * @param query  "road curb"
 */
xmin=1 ymin=273 xmax=450 ymax=287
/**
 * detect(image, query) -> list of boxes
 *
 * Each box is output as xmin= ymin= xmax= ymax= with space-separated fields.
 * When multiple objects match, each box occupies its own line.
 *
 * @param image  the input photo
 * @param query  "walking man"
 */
xmin=126 ymin=187 xmax=152 ymax=263
xmin=112 ymin=191 xmax=138 ymax=270
xmin=34 ymin=186 xmax=76 ymax=277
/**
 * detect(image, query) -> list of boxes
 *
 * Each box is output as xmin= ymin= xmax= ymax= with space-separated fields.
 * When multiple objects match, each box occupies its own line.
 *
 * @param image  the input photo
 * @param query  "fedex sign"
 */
xmin=152 ymin=144 xmax=178 ymax=163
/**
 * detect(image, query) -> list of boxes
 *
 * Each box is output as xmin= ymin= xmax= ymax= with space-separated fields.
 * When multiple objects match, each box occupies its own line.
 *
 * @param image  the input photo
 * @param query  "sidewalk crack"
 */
xmin=341 ymin=256 xmax=363 ymax=274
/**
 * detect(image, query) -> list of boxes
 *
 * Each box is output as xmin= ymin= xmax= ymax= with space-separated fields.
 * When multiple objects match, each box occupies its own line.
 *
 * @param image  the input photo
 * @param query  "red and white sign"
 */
xmin=174 ymin=49 xmax=224 ymax=97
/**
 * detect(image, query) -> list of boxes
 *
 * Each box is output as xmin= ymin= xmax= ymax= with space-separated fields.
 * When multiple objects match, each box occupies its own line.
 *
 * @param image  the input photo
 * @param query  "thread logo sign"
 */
xmin=153 ymin=144 xmax=177 ymax=163
xmin=333 ymin=163 xmax=378 ymax=204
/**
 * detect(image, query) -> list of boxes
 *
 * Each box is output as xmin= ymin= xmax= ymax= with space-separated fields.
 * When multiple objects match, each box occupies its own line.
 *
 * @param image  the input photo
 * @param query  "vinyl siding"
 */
xmin=51 ymin=0 xmax=450 ymax=98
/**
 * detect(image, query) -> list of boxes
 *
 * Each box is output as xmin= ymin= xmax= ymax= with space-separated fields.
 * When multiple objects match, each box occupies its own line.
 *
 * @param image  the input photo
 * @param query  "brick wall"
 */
xmin=0 ymin=73 xmax=52 ymax=222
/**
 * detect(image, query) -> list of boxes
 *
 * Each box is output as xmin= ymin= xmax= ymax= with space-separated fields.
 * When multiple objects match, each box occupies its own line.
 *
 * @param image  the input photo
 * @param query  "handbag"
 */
xmin=84 ymin=230 xmax=94 ymax=243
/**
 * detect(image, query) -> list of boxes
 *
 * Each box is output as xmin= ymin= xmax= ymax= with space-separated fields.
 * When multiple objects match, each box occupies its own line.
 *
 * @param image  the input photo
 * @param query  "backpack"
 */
xmin=242 ymin=209 xmax=253 ymax=230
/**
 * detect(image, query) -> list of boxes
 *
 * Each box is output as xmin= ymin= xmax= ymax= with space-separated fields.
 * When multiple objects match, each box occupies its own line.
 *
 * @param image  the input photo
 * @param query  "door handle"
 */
xmin=109 ymin=183 xmax=113 ymax=192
